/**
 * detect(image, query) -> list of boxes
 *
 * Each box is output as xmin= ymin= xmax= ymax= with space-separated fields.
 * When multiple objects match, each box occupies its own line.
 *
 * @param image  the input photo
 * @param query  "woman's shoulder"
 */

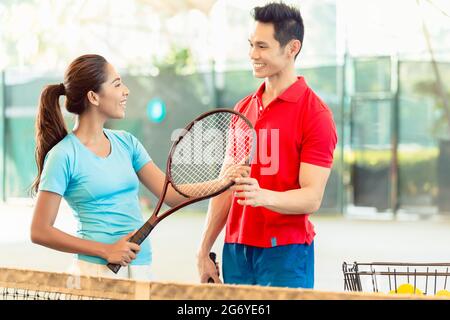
xmin=43 ymin=134 xmax=77 ymax=168
xmin=105 ymin=128 xmax=129 ymax=139
xmin=105 ymin=129 xmax=142 ymax=152
xmin=105 ymin=129 xmax=134 ymax=144
xmin=105 ymin=128 xmax=139 ymax=146
xmin=48 ymin=134 xmax=76 ymax=157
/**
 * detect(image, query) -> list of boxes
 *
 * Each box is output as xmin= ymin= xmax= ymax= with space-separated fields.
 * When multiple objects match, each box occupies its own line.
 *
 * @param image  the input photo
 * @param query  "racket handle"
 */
xmin=207 ymin=252 xmax=217 ymax=283
xmin=107 ymin=223 xmax=155 ymax=274
xmin=130 ymin=223 xmax=154 ymax=245
xmin=107 ymin=262 xmax=122 ymax=274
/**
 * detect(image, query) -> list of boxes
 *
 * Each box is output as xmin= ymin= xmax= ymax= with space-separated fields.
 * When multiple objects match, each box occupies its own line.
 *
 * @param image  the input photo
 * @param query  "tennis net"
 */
xmin=0 ymin=267 xmax=446 ymax=300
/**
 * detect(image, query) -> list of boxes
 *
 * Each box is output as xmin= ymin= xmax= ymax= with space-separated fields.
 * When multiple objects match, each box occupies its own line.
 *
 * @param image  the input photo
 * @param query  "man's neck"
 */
xmin=263 ymin=67 xmax=298 ymax=100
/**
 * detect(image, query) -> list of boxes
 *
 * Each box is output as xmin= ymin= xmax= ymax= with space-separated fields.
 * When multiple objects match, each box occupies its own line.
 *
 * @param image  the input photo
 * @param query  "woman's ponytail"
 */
xmin=31 ymin=83 xmax=67 ymax=195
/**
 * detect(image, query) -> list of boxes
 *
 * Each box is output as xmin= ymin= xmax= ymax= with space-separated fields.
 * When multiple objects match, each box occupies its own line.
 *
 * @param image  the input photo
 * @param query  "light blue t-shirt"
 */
xmin=39 ymin=129 xmax=152 ymax=265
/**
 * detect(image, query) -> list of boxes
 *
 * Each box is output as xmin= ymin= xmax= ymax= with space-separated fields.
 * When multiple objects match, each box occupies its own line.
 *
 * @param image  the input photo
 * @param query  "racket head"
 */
xmin=167 ymin=109 xmax=255 ymax=199
xmin=107 ymin=110 xmax=254 ymax=275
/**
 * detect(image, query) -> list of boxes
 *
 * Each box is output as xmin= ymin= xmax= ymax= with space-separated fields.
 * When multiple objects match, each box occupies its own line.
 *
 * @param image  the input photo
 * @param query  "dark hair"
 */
xmin=252 ymin=2 xmax=304 ymax=59
xmin=31 ymin=54 xmax=108 ymax=195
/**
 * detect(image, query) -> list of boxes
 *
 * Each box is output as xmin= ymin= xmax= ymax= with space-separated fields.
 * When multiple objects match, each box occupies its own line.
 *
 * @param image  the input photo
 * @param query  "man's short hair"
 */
xmin=252 ymin=2 xmax=304 ymax=59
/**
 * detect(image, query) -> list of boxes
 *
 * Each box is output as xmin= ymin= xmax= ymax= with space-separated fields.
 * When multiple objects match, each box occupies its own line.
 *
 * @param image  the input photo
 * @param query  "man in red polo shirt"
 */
xmin=197 ymin=2 xmax=337 ymax=288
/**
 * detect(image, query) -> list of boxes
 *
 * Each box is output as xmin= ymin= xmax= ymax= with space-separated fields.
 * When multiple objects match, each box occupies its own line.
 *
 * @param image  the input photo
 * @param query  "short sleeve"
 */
xmin=38 ymin=148 xmax=71 ymax=196
xmin=300 ymin=110 xmax=338 ymax=168
xmin=128 ymin=133 xmax=152 ymax=172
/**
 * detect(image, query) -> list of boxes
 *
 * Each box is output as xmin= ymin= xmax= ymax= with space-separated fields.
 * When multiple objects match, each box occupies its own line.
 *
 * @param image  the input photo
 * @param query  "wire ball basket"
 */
xmin=343 ymin=262 xmax=450 ymax=296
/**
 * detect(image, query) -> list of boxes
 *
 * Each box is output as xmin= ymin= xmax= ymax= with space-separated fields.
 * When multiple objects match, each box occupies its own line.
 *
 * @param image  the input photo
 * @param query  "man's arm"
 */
xmin=196 ymin=189 xmax=232 ymax=283
xmin=232 ymin=162 xmax=331 ymax=214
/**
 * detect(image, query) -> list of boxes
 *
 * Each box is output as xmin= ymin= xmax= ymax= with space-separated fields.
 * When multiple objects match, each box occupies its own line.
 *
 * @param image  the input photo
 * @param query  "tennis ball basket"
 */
xmin=342 ymin=262 xmax=450 ymax=297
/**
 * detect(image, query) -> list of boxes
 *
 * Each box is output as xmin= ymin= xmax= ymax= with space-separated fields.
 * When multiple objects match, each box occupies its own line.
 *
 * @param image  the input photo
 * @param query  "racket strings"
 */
xmin=170 ymin=112 xmax=253 ymax=198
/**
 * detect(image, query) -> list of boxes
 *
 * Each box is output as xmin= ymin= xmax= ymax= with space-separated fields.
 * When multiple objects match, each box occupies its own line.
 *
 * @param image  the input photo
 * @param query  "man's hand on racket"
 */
xmin=103 ymin=231 xmax=141 ymax=267
xmin=197 ymin=253 xmax=221 ymax=284
xmin=231 ymin=177 xmax=269 ymax=207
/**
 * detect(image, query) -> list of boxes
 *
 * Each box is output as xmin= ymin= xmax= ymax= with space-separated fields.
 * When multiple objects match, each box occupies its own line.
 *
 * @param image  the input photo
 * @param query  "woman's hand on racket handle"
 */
xmin=103 ymin=231 xmax=141 ymax=267
xmin=197 ymin=254 xmax=221 ymax=284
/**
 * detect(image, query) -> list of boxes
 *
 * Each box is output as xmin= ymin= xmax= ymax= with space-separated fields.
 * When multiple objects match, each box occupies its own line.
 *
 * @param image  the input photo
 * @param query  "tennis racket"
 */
xmin=107 ymin=109 xmax=255 ymax=273
xmin=208 ymin=252 xmax=218 ymax=283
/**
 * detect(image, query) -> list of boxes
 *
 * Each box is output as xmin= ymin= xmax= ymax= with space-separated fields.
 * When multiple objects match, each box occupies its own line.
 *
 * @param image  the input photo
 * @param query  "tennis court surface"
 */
xmin=1 ymin=201 xmax=450 ymax=298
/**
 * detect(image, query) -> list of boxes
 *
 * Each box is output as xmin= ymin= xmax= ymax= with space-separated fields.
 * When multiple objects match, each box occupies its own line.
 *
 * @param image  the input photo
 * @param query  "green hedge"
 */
xmin=341 ymin=148 xmax=438 ymax=201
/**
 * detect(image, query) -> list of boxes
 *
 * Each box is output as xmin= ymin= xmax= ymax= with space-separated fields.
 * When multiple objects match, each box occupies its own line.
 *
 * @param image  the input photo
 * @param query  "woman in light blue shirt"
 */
xmin=30 ymin=54 xmax=188 ymax=280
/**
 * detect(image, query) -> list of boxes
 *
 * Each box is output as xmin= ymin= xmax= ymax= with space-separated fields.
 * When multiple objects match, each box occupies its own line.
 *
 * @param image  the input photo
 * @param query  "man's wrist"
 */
xmin=262 ymin=189 xmax=277 ymax=207
xmin=196 ymin=248 xmax=212 ymax=259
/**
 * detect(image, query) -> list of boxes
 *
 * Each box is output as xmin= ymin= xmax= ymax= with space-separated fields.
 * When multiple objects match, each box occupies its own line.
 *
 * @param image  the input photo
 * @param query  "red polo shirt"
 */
xmin=225 ymin=77 xmax=337 ymax=247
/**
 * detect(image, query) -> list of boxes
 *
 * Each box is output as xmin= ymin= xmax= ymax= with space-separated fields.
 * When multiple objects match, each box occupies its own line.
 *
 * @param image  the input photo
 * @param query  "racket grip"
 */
xmin=107 ymin=262 xmax=121 ymax=274
xmin=107 ymin=223 xmax=155 ymax=274
xmin=130 ymin=223 xmax=154 ymax=245
xmin=207 ymin=252 xmax=217 ymax=283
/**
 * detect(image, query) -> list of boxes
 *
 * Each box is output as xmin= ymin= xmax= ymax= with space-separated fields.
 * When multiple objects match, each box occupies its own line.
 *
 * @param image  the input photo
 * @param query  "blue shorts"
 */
xmin=222 ymin=242 xmax=314 ymax=289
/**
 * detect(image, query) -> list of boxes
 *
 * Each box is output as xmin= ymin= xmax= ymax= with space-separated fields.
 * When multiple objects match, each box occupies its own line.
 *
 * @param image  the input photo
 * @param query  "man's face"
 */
xmin=248 ymin=22 xmax=291 ymax=79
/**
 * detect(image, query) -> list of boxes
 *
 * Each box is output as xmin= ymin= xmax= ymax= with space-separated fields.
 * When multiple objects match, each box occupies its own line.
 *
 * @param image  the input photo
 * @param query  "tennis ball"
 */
xmin=436 ymin=290 xmax=450 ymax=297
xmin=390 ymin=283 xmax=423 ymax=295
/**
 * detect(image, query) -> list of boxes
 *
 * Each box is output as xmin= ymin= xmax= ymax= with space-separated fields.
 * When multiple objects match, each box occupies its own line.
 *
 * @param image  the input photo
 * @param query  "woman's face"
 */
xmin=97 ymin=63 xmax=130 ymax=119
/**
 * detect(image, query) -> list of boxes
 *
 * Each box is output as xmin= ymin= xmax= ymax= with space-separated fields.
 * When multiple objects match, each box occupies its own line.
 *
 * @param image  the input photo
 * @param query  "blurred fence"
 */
xmin=0 ymin=56 xmax=449 ymax=216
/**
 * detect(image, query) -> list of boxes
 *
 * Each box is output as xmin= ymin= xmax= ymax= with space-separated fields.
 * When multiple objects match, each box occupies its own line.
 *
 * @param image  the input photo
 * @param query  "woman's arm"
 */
xmin=137 ymin=161 xmax=188 ymax=207
xmin=137 ymin=162 xmax=250 ymax=207
xmin=31 ymin=191 xmax=140 ymax=266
